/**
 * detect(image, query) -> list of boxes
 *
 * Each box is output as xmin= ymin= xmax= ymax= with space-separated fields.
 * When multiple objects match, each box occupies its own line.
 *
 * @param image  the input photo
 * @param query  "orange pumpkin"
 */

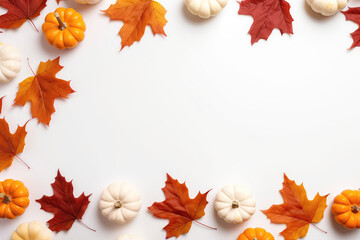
xmin=0 ymin=179 xmax=29 ymax=219
xmin=332 ymin=189 xmax=360 ymax=229
xmin=238 ymin=228 xmax=275 ymax=240
xmin=42 ymin=7 xmax=86 ymax=49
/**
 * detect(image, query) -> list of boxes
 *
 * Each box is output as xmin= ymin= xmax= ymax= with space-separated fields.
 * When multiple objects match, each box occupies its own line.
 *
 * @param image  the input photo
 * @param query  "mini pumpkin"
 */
xmin=238 ymin=228 xmax=275 ymax=240
xmin=11 ymin=221 xmax=53 ymax=240
xmin=116 ymin=234 xmax=143 ymax=240
xmin=214 ymin=185 xmax=256 ymax=224
xmin=75 ymin=0 xmax=102 ymax=4
xmin=99 ymin=182 xmax=141 ymax=224
xmin=42 ymin=7 xmax=86 ymax=49
xmin=184 ymin=0 xmax=228 ymax=18
xmin=306 ymin=0 xmax=347 ymax=16
xmin=0 ymin=43 xmax=21 ymax=83
xmin=0 ymin=179 xmax=29 ymax=219
xmin=332 ymin=189 xmax=360 ymax=229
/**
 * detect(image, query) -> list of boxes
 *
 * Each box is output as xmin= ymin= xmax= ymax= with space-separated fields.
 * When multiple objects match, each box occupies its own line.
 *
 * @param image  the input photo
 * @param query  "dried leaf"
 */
xmin=148 ymin=174 xmax=213 ymax=239
xmin=14 ymin=57 xmax=74 ymax=126
xmin=103 ymin=0 xmax=167 ymax=50
xmin=0 ymin=0 xmax=47 ymax=30
xmin=0 ymin=118 xmax=27 ymax=172
xmin=262 ymin=174 xmax=328 ymax=240
xmin=0 ymin=96 xmax=4 ymax=114
xmin=342 ymin=8 xmax=360 ymax=49
xmin=36 ymin=170 xmax=94 ymax=233
xmin=238 ymin=0 xmax=293 ymax=44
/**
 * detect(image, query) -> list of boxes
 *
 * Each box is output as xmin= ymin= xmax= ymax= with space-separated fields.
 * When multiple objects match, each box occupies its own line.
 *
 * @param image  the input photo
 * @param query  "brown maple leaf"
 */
xmin=0 ymin=0 xmax=47 ymax=30
xmin=148 ymin=174 xmax=215 ymax=239
xmin=0 ymin=118 xmax=28 ymax=172
xmin=238 ymin=0 xmax=294 ymax=44
xmin=14 ymin=57 xmax=74 ymax=126
xmin=36 ymin=170 xmax=95 ymax=233
xmin=262 ymin=174 xmax=328 ymax=240
xmin=103 ymin=0 xmax=167 ymax=50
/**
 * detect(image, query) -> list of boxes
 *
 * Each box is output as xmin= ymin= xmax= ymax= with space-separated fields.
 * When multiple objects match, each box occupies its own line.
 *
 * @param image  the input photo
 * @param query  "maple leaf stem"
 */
xmin=28 ymin=19 xmax=39 ymax=32
xmin=310 ymin=223 xmax=327 ymax=234
xmin=15 ymin=155 xmax=30 ymax=169
xmin=27 ymin=58 xmax=36 ymax=76
xmin=193 ymin=220 xmax=217 ymax=230
xmin=76 ymin=219 xmax=96 ymax=232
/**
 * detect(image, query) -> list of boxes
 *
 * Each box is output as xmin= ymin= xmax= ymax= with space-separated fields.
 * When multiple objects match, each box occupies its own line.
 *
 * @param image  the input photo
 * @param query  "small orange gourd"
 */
xmin=42 ymin=8 xmax=86 ymax=49
xmin=332 ymin=189 xmax=360 ymax=229
xmin=0 ymin=179 xmax=29 ymax=219
xmin=238 ymin=228 xmax=275 ymax=240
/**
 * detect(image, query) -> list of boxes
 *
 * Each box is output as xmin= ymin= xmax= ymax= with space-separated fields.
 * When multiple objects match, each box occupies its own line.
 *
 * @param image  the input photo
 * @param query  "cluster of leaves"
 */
xmin=0 ymin=57 xmax=73 ymax=173
xmin=237 ymin=0 xmax=360 ymax=49
xmin=0 ymin=0 xmax=168 ymax=50
xmin=2 ymin=0 xmax=360 ymax=49
xmin=148 ymin=174 xmax=329 ymax=240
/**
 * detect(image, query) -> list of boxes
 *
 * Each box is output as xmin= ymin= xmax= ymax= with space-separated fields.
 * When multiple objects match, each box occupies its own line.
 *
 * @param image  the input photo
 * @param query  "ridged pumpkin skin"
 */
xmin=42 ymin=8 xmax=86 ymax=49
xmin=332 ymin=189 xmax=360 ymax=229
xmin=0 ymin=179 xmax=29 ymax=219
xmin=11 ymin=221 xmax=53 ymax=240
xmin=238 ymin=228 xmax=275 ymax=240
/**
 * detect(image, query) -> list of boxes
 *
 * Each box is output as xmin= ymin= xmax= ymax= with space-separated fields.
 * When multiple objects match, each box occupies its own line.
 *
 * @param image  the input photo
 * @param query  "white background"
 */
xmin=1 ymin=0 xmax=360 ymax=239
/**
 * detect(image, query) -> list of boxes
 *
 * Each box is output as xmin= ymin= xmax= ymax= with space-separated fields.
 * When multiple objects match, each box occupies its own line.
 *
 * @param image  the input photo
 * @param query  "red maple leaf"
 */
xmin=238 ymin=0 xmax=294 ymax=44
xmin=36 ymin=170 xmax=95 ymax=233
xmin=148 ymin=174 xmax=215 ymax=239
xmin=342 ymin=7 xmax=360 ymax=50
xmin=0 ymin=0 xmax=47 ymax=30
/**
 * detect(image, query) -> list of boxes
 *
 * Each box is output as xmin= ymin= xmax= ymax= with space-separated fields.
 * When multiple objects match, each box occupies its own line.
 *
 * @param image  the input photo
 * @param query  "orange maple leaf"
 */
xmin=0 ymin=118 xmax=27 ymax=172
xmin=103 ymin=0 xmax=167 ymax=50
xmin=262 ymin=174 xmax=328 ymax=240
xmin=14 ymin=57 xmax=74 ymax=126
xmin=148 ymin=174 xmax=215 ymax=239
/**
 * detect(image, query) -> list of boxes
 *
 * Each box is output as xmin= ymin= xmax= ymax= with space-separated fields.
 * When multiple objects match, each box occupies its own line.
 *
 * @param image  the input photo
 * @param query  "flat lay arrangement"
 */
xmin=0 ymin=0 xmax=360 ymax=239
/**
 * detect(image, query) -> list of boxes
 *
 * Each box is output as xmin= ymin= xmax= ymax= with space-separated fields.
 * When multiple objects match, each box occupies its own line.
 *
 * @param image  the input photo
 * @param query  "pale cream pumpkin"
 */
xmin=214 ymin=185 xmax=256 ymax=224
xmin=99 ymin=182 xmax=141 ymax=224
xmin=307 ymin=0 xmax=347 ymax=16
xmin=184 ymin=0 xmax=228 ymax=18
xmin=0 ymin=43 xmax=21 ymax=83
xmin=11 ymin=221 xmax=53 ymax=240
xmin=116 ymin=234 xmax=143 ymax=240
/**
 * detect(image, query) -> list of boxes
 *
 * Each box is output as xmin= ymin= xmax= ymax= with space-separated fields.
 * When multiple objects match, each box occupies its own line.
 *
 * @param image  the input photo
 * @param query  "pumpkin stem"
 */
xmin=351 ymin=205 xmax=360 ymax=214
xmin=54 ymin=12 xmax=67 ymax=30
xmin=253 ymin=238 xmax=258 ymax=240
xmin=0 ymin=193 xmax=11 ymax=204
xmin=114 ymin=201 xmax=123 ymax=209
xmin=232 ymin=200 xmax=239 ymax=209
xmin=193 ymin=220 xmax=217 ymax=230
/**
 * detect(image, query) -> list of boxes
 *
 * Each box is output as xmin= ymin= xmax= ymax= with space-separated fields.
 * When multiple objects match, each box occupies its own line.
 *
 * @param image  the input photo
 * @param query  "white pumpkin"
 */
xmin=214 ymin=185 xmax=256 ymax=224
xmin=116 ymin=234 xmax=143 ymax=240
xmin=74 ymin=0 xmax=102 ymax=4
xmin=0 ymin=43 xmax=21 ymax=83
xmin=11 ymin=221 xmax=53 ymax=240
xmin=306 ymin=0 xmax=347 ymax=16
xmin=184 ymin=0 xmax=228 ymax=18
xmin=99 ymin=182 xmax=141 ymax=224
